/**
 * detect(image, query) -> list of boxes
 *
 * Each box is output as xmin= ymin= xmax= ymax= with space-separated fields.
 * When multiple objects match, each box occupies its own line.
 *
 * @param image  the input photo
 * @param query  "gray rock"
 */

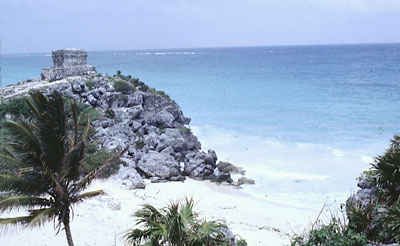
xmin=87 ymin=94 xmax=98 ymax=106
xmin=129 ymin=120 xmax=142 ymax=132
xmin=137 ymin=151 xmax=181 ymax=179
xmin=126 ymin=106 xmax=143 ymax=119
xmin=184 ymin=150 xmax=217 ymax=178
xmin=145 ymin=109 xmax=175 ymax=128
xmin=119 ymin=161 xmax=146 ymax=189
xmin=357 ymin=172 xmax=377 ymax=189
xmin=234 ymin=177 xmax=255 ymax=186
xmin=217 ymin=161 xmax=245 ymax=175
xmin=128 ymin=92 xmax=144 ymax=106
xmin=71 ymin=80 xmax=87 ymax=93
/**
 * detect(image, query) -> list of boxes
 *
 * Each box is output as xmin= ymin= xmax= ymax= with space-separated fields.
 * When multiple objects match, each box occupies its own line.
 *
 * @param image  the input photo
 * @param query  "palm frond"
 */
xmin=73 ymin=147 xmax=127 ymax=192
xmin=0 ymin=215 xmax=34 ymax=228
xmin=27 ymin=91 xmax=66 ymax=173
xmin=0 ymin=207 xmax=56 ymax=229
xmin=28 ymin=207 xmax=57 ymax=227
xmin=72 ymin=190 xmax=104 ymax=203
xmin=0 ymin=195 xmax=51 ymax=212
xmin=134 ymin=204 xmax=164 ymax=225
xmin=61 ymin=141 xmax=85 ymax=180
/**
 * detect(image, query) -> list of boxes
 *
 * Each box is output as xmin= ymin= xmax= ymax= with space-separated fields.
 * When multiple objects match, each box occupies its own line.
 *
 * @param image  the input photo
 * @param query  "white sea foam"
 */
xmin=191 ymin=124 xmax=379 ymax=209
xmin=136 ymin=51 xmax=198 ymax=56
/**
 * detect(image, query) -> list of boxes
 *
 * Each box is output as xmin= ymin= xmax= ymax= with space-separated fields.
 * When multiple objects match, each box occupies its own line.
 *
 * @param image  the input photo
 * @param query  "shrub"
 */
xmin=372 ymin=135 xmax=400 ymax=204
xmin=237 ymin=238 xmax=248 ymax=246
xmin=0 ymin=97 xmax=30 ymax=119
xmin=113 ymin=79 xmax=135 ymax=94
xmin=135 ymin=140 xmax=145 ymax=149
xmin=82 ymin=148 xmax=121 ymax=178
xmin=115 ymin=71 xmax=133 ymax=81
xmin=125 ymin=198 xmax=244 ymax=246
xmin=86 ymin=80 xmax=95 ymax=90
xmin=179 ymin=127 xmax=192 ymax=134
xmin=292 ymin=208 xmax=368 ymax=246
xmin=105 ymin=108 xmax=116 ymax=119
xmin=385 ymin=200 xmax=400 ymax=243
xmin=346 ymin=199 xmax=373 ymax=235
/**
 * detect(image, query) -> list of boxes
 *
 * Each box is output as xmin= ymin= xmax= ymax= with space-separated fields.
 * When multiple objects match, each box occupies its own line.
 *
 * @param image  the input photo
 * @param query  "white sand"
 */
xmin=0 ymin=125 xmax=361 ymax=245
xmin=0 ymin=175 xmax=321 ymax=246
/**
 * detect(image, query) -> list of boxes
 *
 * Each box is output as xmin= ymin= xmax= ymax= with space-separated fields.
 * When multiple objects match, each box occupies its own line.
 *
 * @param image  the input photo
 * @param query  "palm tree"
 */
xmin=125 ymin=198 xmax=230 ymax=246
xmin=0 ymin=91 xmax=124 ymax=246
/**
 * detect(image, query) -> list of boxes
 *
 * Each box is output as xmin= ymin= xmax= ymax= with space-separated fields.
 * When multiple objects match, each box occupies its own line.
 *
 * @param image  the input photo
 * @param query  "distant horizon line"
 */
xmin=3 ymin=41 xmax=400 ymax=55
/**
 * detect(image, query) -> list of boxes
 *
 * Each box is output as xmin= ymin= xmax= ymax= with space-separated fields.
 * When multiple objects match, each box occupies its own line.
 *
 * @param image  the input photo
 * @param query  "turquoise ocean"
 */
xmin=2 ymin=44 xmax=400 ymax=209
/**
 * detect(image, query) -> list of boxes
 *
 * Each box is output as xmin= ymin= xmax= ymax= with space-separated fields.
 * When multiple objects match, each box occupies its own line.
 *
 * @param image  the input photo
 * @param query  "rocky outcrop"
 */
xmin=0 ymin=71 xmax=250 ymax=187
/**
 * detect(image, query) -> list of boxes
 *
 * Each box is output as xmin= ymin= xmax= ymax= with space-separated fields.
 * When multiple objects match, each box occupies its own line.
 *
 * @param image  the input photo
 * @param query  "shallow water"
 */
xmin=2 ymin=44 xmax=400 ymax=209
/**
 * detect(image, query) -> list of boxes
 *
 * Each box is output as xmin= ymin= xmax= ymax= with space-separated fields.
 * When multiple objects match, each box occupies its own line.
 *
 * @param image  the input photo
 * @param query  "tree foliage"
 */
xmin=0 ymin=91 xmax=123 ymax=246
xmin=125 ymin=198 xmax=236 ymax=246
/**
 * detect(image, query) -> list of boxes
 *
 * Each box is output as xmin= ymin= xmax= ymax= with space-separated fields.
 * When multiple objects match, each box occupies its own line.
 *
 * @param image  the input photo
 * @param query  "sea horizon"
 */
xmin=3 ymin=41 xmax=400 ymax=56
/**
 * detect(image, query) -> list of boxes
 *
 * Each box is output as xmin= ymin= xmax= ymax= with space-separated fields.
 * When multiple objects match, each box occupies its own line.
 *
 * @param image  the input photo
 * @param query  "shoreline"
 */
xmin=0 ymin=175 xmax=320 ymax=245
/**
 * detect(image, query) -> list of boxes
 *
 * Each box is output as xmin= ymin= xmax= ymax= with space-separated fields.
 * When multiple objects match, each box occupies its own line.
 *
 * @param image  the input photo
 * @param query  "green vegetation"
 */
xmin=105 ymin=108 xmax=116 ymax=119
xmin=293 ymin=134 xmax=400 ymax=245
xmin=291 ymin=213 xmax=367 ymax=246
xmin=113 ymin=79 xmax=135 ymax=94
xmin=0 ymin=97 xmax=31 ymax=119
xmin=179 ymin=127 xmax=192 ymax=134
xmin=113 ymin=71 xmax=173 ymax=100
xmin=135 ymin=139 xmax=145 ymax=149
xmin=83 ymin=147 xmax=121 ymax=178
xmin=85 ymin=80 xmax=95 ymax=90
xmin=385 ymin=200 xmax=400 ymax=242
xmin=236 ymin=238 xmax=248 ymax=246
xmin=125 ymin=198 xmax=243 ymax=246
xmin=0 ymin=91 xmax=123 ymax=246
xmin=372 ymin=135 xmax=400 ymax=204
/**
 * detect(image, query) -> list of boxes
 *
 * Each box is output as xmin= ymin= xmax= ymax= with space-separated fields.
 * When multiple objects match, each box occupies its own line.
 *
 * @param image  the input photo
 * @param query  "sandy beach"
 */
xmin=0 ymin=171 xmax=322 ymax=246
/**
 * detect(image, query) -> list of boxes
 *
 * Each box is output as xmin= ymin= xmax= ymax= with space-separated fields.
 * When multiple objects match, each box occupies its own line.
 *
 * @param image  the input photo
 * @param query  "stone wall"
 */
xmin=41 ymin=49 xmax=96 ymax=81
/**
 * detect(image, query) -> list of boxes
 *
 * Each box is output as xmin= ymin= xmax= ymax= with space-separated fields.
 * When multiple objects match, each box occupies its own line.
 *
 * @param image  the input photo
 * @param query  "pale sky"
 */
xmin=1 ymin=0 xmax=400 ymax=53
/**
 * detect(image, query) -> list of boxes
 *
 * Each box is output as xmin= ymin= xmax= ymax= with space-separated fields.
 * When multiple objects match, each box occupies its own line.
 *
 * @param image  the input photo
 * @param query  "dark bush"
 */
xmin=291 ymin=209 xmax=368 ymax=246
xmin=105 ymin=108 xmax=116 ymax=119
xmin=86 ymin=80 xmax=95 ymax=90
xmin=0 ymin=97 xmax=30 ymax=119
xmin=385 ymin=200 xmax=400 ymax=243
xmin=82 ymin=148 xmax=121 ymax=178
xmin=372 ymin=135 xmax=400 ymax=204
xmin=113 ymin=79 xmax=135 ymax=94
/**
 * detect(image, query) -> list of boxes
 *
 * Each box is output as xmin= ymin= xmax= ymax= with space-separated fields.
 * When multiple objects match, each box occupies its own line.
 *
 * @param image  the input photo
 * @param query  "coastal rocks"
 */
xmin=136 ymin=151 xmax=181 ymax=180
xmin=216 ymin=161 xmax=246 ymax=175
xmin=119 ymin=163 xmax=146 ymax=190
xmin=183 ymin=150 xmax=217 ymax=178
xmin=234 ymin=177 xmax=256 ymax=186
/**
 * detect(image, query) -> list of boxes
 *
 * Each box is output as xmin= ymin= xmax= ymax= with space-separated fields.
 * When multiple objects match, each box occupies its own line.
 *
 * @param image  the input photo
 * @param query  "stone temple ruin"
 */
xmin=41 ymin=49 xmax=96 ymax=81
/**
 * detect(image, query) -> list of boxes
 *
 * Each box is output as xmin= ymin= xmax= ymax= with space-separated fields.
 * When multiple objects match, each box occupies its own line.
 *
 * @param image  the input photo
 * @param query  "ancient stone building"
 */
xmin=41 ymin=49 xmax=96 ymax=81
